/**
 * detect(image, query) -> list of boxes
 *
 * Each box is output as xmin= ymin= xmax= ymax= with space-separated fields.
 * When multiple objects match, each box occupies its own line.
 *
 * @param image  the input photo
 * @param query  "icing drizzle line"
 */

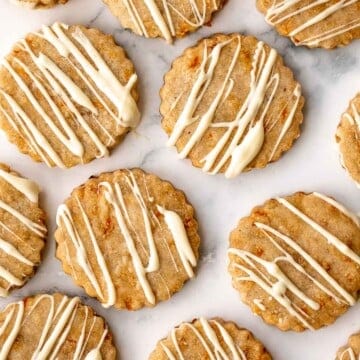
xmin=56 ymin=170 xmax=197 ymax=307
xmin=229 ymin=193 xmax=360 ymax=330
xmin=0 ymin=22 xmax=140 ymax=168
xmin=0 ymin=294 xmax=107 ymax=360
xmin=166 ymin=35 xmax=301 ymax=178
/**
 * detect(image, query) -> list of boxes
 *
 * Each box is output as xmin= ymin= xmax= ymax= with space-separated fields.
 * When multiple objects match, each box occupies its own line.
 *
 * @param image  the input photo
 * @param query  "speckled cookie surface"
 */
xmin=0 ymin=293 xmax=116 ymax=359
xmin=228 ymin=192 xmax=360 ymax=332
xmin=0 ymin=163 xmax=46 ymax=297
xmin=149 ymin=317 xmax=272 ymax=359
xmin=336 ymin=331 xmax=360 ymax=359
xmin=336 ymin=93 xmax=360 ymax=187
xmin=10 ymin=0 xmax=68 ymax=9
xmin=256 ymin=0 xmax=360 ymax=49
xmin=0 ymin=22 xmax=140 ymax=169
xmin=160 ymin=33 xmax=304 ymax=179
xmin=102 ymin=0 xmax=225 ymax=43
xmin=55 ymin=168 xmax=200 ymax=310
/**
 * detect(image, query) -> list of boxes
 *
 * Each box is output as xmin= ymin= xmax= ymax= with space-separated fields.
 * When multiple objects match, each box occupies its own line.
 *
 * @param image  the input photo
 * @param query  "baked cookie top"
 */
xmin=256 ymin=0 xmax=360 ymax=49
xmin=161 ymin=33 xmax=304 ymax=179
xmin=336 ymin=331 xmax=360 ymax=360
xmin=228 ymin=192 xmax=360 ymax=331
xmin=336 ymin=93 xmax=360 ymax=187
xmin=0 ymin=163 xmax=46 ymax=297
xmin=102 ymin=0 xmax=225 ymax=43
xmin=148 ymin=317 xmax=272 ymax=359
xmin=55 ymin=168 xmax=200 ymax=310
xmin=0 ymin=293 xmax=116 ymax=359
xmin=10 ymin=0 xmax=68 ymax=9
xmin=0 ymin=22 xmax=140 ymax=169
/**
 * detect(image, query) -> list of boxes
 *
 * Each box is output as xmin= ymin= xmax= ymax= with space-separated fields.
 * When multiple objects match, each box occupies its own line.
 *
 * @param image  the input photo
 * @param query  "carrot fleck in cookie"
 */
xmin=160 ymin=33 xmax=304 ymax=179
xmin=0 ymin=163 xmax=46 ymax=297
xmin=55 ymin=168 xmax=200 ymax=310
xmin=0 ymin=22 xmax=140 ymax=169
xmin=102 ymin=0 xmax=225 ymax=43
xmin=228 ymin=192 xmax=360 ymax=331
xmin=10 ymin=0 xmax=68 ymax=9
xmin=0 ymin=293 xmax=116 ymax=359
xmin=336 ymin=93 xmax=360 ymax=188
xmin=336 ymin=331 xmax=360 ymax=359
xmin=149 ymin=317 xmax=272 ymax=359
xmin=256 ymin=0 xmax=360 ymax=49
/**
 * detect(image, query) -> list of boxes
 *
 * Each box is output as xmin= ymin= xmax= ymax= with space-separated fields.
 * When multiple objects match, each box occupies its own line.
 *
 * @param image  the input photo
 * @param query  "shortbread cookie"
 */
xmin=55 ymin=168 xmax=200 ymax=310
xmin=10 ymin=0 xmax=68 ymax=9
xmin=336 ymin=331 xmax=360 ymax=359
xmin=256 ymin=0 xmax=360 ymax=49
xmin=0 ymin=293 xmax=116 ymax=359
xmin=0 ymin=22 xmax=140 ymax=169
xmin=103 ymin=0 xmax=225 ymax=43
xmin=149 ymin=317 xmax=272 ymax=359
xmin=160 ymin=33 xmax=304 ymax=179
xmin=336 ymin=93 xmax=360 ymax=187
xmin=0 ymin=163 xmax=46 ymax=297
xmin=228 ymin=192 xmax=360 ymax=331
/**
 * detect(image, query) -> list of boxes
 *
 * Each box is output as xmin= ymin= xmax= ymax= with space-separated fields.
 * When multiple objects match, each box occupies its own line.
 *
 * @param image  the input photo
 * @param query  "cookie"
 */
xmin=102 ymin=0 xmax=225 ymax=43
xmin=256 ymin=0 xmax=360 ymax=49
xmin=10 ymin=0 xmax=68 ymax=9
xmin=55 ymin=168 xmax=200 ymax=310
xmin=148 ymin=317 xmax=272 ymax=359
xmin=0 ymin=293 xmax=116 ymax=359
xmin=0 ymin=163 xmax=46 ymax=297
xmin=0 ymin=22 xmax=140 ymax=169
xmin=228 ymin=192 xmax=360 ymax=331
xmin=160 ymin=33 xmax=304 ymax=179
xmin=336 ymin=331 xmax=360 ymax=359
xmin=336 ymin=93 xmax=360 ymax=188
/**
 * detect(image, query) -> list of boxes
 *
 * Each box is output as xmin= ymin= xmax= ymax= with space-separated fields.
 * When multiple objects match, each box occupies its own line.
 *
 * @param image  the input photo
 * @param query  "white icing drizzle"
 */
xmin=253 ymin=298 xmax=266 ymax=311
xmin=0 ymin=295 xmax=107 ymax=359
xmin=265 ymin=0 xmax=360 ymax=46
xmin=166 ymin=35 xmax=301 ymax=178
xmin=340 ymin=347 xmax=358 ymax=360
xmin=0 ymin=22 xmax=139 ymax=168
xmin=161 ymin=318 xmax=247 ymax=360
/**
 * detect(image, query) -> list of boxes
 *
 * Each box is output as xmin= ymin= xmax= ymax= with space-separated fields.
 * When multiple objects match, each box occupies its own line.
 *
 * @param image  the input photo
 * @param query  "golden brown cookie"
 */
xmin=10 ymin=0 xmax=68 ymax=9
xmin=102 ymin=0 xmax=225 ymax=43
xmin=148 ymin=317 xmax=272 ymax=359
xmin=160 ymin=33 xmax=304 ymax=179
xmin=0 ymin=163 xmax=46 ymax=297
xmin=0 ymin=22 xmax=140 ymax=169
xmin=228 ymin=192 xmax=360 ymax=332
xmin=55 ymin=168 xmax=200 ymax=310
xmin=336 ymin=331 xmax=360 ymax=359
xmin=336 ymin=93 xmax=360 ymax=188
xmin=256 ymin=0 xmax=360 ymax=49
xmin=0 ymin=292 xmax=116 ymax=359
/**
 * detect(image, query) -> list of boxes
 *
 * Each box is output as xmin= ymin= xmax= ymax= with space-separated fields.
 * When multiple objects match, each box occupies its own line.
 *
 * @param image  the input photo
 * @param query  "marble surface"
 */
xmin=0 ymin=0 xmax=360 ymax=359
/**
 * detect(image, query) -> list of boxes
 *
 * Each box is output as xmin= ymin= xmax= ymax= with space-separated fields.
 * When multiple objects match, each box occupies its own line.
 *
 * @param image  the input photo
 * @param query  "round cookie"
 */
xmin=149 ymin=317 xmax=272 ymax=359
xmin=10 ymin=0 xmax=68 ymax=9
xmin=55 ymin=168 xmax=200 ymax=310
xmin=102 ymin=0 xmax=225 ymax=43
xmin=336 ymin=331 xmax=360 ymax=359
xmin=228 ymin=192 xmax=360 ymax=331
xmin=0 ymin=163 xmax=46 ymax=297
xmin=160 ymin=33 xmax=304 ymax=179
xmin=0 ymin=293 xmax=116 ymax=359
xmin=256 ymin=0 xmax=360 ymax=49
xmin=0 ymin=22 xmax=140 ymax=169
xmin=336 ymin=93 xmax=360 ymax=188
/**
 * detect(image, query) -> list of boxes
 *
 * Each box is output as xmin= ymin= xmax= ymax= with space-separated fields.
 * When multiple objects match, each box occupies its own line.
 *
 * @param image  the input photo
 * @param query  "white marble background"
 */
xmin=0 ymin=0 xmax=360 ymax=359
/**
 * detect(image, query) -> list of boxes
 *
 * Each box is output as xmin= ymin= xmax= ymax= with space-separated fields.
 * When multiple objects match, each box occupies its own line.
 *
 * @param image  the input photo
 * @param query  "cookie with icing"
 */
xmin=336 ymin=331 xmax=360 ymax=359
xmin=102 ymin=0 xmax=225 ymax=43
xmin=0 ymin=163 xmax=46 ymax=297
xmin=160 ymin=33 xmax=304 ymax=179
xmin=0 ymin=293 xmax=116 ymax=359
xmin=10 ymin=0 xmax=68 ymax=9
xmin=256 ymin=0 xmax=360 ymax=49
xmin=55 ymin=168 xmax=200 ymax=310
xmin=148 ymin=317 xmax=272 ymax=359
xmin=336 ymin=93 xmax=360 ymax=188
xmin=0 ymin=22 xmax=140 ymax=169
xmin=228 ymin=192 xmax=360 ymax=331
